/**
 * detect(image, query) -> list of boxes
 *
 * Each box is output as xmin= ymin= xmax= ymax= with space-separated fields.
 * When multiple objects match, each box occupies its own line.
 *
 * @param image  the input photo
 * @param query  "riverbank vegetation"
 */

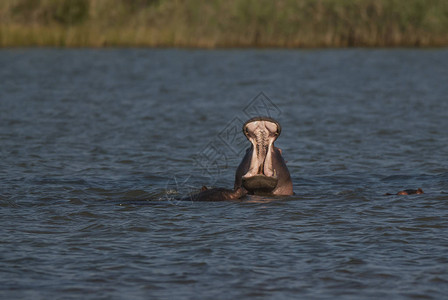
xmin=1 ymin=0 xmax=447 ymax=47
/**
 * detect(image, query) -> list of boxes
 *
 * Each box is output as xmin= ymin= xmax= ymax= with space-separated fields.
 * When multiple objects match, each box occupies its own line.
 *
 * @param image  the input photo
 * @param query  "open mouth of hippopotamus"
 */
xmin=241 ymin=117 xmax=281 ymax=194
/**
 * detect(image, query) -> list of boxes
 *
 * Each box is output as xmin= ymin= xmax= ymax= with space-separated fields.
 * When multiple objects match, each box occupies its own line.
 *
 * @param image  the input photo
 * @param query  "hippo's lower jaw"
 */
xmin=242 ymin=174 xmax=278 ymax=195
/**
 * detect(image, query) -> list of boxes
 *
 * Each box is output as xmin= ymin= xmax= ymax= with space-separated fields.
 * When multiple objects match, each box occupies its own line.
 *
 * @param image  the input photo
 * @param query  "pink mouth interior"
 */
xmin=242 ymin=119 xmax=280 ymax=179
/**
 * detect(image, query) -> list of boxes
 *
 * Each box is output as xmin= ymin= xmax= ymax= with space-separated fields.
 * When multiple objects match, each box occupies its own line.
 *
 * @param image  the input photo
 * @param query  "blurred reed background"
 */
xmin=1 ymin=0 xmax=447 ymax=47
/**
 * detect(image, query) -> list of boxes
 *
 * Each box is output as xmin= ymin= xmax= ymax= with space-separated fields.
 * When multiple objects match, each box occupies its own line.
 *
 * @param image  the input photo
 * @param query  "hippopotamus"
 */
xmin=235 ymin=117 xmax=293 ymax=196
xmin=385 ymin=188 xmax=424 ymax=196
xmin=186 ymin=116 xmax=293 ymax=201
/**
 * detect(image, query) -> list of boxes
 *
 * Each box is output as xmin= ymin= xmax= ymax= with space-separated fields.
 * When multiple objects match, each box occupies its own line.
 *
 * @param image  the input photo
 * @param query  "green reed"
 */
xmin=1 ymin=0 xmax=447 ymax=47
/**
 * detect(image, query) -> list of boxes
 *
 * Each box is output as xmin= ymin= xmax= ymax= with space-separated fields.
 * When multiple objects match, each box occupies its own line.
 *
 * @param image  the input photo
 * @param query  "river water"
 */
xmin=1 ymin=49 xmax=447 ymax=299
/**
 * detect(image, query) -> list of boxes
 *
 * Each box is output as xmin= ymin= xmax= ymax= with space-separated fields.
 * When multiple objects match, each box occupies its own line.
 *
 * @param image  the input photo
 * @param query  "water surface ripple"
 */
xmin=1 ymin=49 xmax=448 ymax=299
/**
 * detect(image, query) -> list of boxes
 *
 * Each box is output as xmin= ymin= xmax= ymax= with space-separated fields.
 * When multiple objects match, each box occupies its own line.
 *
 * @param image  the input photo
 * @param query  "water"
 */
xmin=1 ymin=49 xmax=448 ymax=299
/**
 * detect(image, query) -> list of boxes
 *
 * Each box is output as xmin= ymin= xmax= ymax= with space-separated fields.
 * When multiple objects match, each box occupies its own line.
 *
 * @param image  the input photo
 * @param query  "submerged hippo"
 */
xmin=188 ymin=186 xmax=247 ymax=202
xmin=186 ymin=116 xmax=293 ymax=201
xmin=385 ymin=188 xmax=424 ymax=196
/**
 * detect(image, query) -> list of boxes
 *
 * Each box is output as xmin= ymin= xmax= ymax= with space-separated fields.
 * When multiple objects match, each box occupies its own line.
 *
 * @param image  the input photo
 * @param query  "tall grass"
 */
xmin=1 ymin=0 xmax=448 ymax=47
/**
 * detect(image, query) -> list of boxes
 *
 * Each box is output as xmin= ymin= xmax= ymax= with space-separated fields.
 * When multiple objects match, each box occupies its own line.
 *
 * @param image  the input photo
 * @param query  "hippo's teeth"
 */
xmin=273 ymin=169 xmax=277 ymax=177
